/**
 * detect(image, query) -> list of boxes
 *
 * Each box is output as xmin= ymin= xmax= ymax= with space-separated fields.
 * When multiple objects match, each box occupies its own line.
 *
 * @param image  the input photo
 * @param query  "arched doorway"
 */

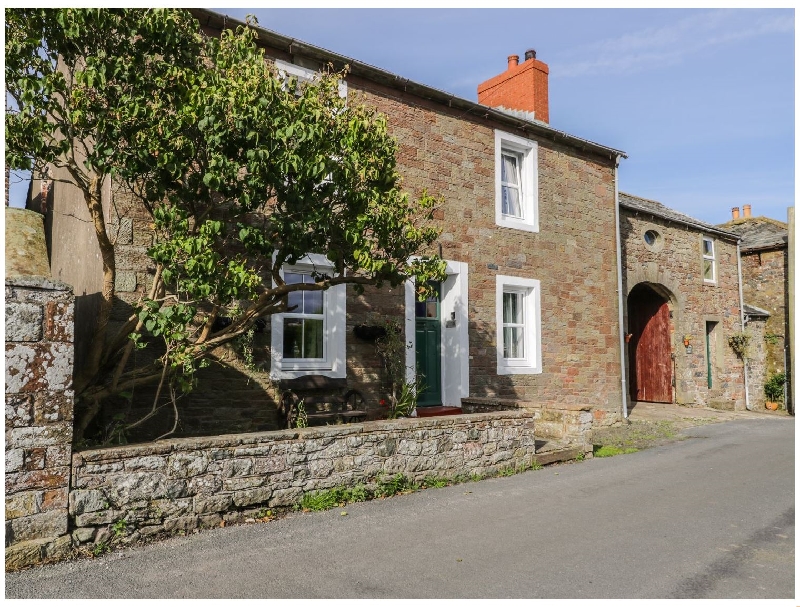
xmin=628 ymin=283 xmax=673 ymax=403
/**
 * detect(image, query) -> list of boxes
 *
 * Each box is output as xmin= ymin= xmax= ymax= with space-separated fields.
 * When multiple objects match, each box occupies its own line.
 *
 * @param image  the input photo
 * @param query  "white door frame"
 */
xmin=404 ymin=260 xmax=469 ymax=406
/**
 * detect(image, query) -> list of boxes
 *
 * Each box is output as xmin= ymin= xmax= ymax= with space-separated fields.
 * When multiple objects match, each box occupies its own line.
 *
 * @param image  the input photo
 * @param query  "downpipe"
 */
xmin=614 ymin=160 xmax=629 ymax=419
xmin=737 ymin=241 xmax=751 ymax=411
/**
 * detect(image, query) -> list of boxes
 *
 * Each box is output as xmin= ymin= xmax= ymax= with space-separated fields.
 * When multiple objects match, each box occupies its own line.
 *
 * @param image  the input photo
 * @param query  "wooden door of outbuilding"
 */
xmin=628 ymin=285 xmax=673 ymax=403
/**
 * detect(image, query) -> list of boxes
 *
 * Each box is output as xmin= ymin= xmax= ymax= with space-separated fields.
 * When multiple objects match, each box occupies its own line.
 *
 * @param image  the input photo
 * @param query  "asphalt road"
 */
xmin=6 ymin=417 xmax=794 ymax=599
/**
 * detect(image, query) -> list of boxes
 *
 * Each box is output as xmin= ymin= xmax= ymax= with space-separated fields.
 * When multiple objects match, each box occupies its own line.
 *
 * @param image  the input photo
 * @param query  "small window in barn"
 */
xmin=644 ymin=230 xmax=658 ymax=246
xmin=495 ymin=130 xmax=538 ymax=233
xmin=702 ymin=237 xmax=716 ymax=284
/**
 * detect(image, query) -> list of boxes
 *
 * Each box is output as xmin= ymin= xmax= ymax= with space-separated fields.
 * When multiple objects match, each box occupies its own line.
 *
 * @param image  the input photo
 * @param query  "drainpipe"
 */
xmin=737 ymin=240 xmax=751 ymax=410
xmin=614 ymin=159 xmax=629 ymax=419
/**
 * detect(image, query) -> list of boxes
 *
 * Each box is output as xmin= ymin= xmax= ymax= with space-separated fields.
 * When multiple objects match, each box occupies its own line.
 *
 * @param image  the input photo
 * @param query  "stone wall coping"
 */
xmin=6 ymin=276 xmax=74 ymax=292
xmin=72 ymin=410 xmax=534 ymax=464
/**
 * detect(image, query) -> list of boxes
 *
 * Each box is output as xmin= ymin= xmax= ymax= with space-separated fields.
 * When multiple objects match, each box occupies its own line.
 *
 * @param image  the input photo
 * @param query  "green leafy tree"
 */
xmin=6 ymin=8 xmax=445 ymax=442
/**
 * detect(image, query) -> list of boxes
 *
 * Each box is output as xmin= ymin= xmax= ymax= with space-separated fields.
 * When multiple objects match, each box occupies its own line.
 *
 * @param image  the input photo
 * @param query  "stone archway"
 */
xmin=628 ymin=283 xmax=674 ymax=403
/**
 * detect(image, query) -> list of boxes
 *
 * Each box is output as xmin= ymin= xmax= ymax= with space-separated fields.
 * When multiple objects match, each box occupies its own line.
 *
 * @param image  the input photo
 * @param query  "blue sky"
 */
xmin=211 ymin=7 xmax=795 ymax=225
xmin=8 ymin=7 xmax=793 ymax=226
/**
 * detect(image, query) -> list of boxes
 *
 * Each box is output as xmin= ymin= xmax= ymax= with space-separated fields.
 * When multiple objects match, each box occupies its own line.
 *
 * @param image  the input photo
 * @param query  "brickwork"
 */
xmin=5 ymin=276 xmax=75 ymax=569
xmin=620 ymin=211 xmax=745 ymax=409
xmin=477 ymin=54 xmax=550 ymax=122
xmin=68 ymin=412 xmax=537 ymax=550
xmin=352 ymin=80 xmax=623 ymax=426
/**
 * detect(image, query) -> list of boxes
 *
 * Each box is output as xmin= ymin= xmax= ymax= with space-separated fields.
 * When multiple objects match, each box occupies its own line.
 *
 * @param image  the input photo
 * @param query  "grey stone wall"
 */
xmin=746 ymin=317 xmax=768 ymax=410
xmin=5 ymin=276 xmax=75 ymax=569
xmin=69 ymin=412 xmax=536 ymax=549
xmin=621 ymin=211 xmax=745 ymax=409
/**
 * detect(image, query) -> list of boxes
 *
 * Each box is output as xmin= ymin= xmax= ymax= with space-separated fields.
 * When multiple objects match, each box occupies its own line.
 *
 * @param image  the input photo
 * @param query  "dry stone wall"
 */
xmin=5 ymin=276 xmax=75 ymax=568
xmin=69 ymin=412 xmax=536 ymax=548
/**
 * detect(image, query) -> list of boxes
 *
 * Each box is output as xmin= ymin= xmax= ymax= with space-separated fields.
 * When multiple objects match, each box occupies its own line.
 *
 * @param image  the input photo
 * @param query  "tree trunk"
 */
xmin=73 ymin=176 xmax=116 ymax=442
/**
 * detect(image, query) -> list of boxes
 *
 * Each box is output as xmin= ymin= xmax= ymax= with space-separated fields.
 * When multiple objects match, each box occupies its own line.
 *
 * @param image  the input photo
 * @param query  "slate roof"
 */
xmin=743 ymin=303 xmax=771 ymax=317
xmin=716 ymin=217 xmax=788 ymax=252
xmin=618 ymin=192 xmax=740 ymax=241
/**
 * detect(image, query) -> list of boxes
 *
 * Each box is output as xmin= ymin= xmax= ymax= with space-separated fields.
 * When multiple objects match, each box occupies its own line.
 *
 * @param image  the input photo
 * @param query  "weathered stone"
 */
xmin=198 ymin=513 xmax=223 ymax=528
xmin=221 ymin=458 xmax=254 ymax=477
xmin=5 ymin=537 xmax=47 ymax=570
xmin=41 ymin=487 xmax=68 ymax=511
xmin=44 ymin=534 xmax=73 ymax=560
xmin=232 ymin=487 xmax=272 ymax=508
xmin=167 ymin=452 xmax=210 ymax=478
xmin=193 ymin=494 xmax=233 ymax=514
xmin=269 ymin=487 xmax=304 ymax=507
xmin=5 ymin=302 xmax=43 ymax=342
xmin=252 ymin=456 xmax=287 ymax=474
xmin=5 ymin=342 xmax=73 ymax=393
xmin=6 ymin=448 xmax=24 ymax=473
xmin=74 ymin=509 xmax=122 ymax=527
xmin=163 ymin=516 xmax=199 ymax=533
xmin=7 ymin=424 xmax=72 ymax=449
xmin=5 ymin=394 xmax=33 ymax=427
xmin=222 ymin=476 xmax=265 ymax=492
xmin=43 ymin=300 xmax=74 ymax=342
xmin=69 ymin=489 xmax=108 ymax=515
xmin=72 ymin=527 xmax=95 ymax=544
xmin=124 ymin=456 xmax=167 ymax=471
xmin=32 ymin=392 xmax=74 ymax=424
xmin=9 ymin=510 xmax=68 ymax=543
xmin=6 ymin=490 xmax=41 ymax=520
xmin=377 ymin=438 xmax=397 ymax=457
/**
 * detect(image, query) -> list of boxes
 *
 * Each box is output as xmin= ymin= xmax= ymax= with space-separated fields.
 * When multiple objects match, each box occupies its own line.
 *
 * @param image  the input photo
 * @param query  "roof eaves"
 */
xmin=618 ymin=193 xmax=740 ymax=242
xmin=189 ymin=8 xmax=628 ymax=162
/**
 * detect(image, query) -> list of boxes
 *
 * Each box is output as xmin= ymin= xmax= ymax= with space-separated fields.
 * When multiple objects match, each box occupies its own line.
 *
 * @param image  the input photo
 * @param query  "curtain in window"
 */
xmin=501 ymin=154 xmax=522 ymax=218
xmin=502 ymin=291 xmax=525 ymax=359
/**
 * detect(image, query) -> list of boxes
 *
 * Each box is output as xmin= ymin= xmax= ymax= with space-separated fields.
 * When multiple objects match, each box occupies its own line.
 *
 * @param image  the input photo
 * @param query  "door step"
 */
xmin=415 ymin=406 xmax=463 ymax=417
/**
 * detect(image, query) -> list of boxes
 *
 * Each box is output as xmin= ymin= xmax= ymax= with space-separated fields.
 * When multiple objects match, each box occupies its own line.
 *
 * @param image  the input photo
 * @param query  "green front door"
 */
xmin=415 ymin=282 xmax=442 ymax=407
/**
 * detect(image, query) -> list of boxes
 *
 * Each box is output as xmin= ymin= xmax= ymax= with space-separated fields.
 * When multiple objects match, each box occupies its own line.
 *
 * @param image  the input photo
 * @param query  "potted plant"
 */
xmin=764 ymin=372 xmax=786 ymax=410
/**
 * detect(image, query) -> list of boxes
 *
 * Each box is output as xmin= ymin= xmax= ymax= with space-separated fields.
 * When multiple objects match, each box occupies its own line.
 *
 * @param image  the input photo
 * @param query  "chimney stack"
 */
xmin=731 ymin=207 xmax=740 ymax=220
xmin=478 ymin=49 xmax=550 ymax=123
xmin=743 ymin=204 xmax=752 ymax=218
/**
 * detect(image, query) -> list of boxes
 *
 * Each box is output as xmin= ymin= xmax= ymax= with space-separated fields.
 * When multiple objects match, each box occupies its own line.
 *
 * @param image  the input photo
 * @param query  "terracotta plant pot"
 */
xmin=765 ymin=401 xmax=779 ymax=411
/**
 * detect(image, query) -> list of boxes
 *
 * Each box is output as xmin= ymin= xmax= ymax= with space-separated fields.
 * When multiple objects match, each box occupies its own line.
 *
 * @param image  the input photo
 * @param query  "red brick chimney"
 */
xmin=478 ymin=49 xmax=549 ymax=123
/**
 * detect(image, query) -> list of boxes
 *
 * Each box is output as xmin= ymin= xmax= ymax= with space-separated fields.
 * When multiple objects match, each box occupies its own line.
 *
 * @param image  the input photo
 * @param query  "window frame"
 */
xmin=273 ymin=58 xmax=348 ymax=98
xmin=495 ymin=130 xmax=539 ymax=233
xmin=702 ymin=236 xmax=717 ymax=284
xmin=496 ymin=275 xmax=542 ymax=375
xmin=270 ymin=253 xmax=346 ymax=379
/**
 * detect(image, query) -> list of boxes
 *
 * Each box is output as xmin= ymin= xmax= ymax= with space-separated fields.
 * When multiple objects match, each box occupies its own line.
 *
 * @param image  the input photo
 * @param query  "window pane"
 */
xmin=503 ymin=327 xmax=524 ymax=359
xmin=704 ymin=259 xmax=714 ymax=280
xmin=305 ymin=289 xmax=323 ymax=315
xmin=703 ymin=239 xmax=713 ymax=256
xmin=503 ymin=292 xmax=522 ymax=324
xmin=501 ymin=154 xmax=519 ymax=185
xmin=502 ymin=186 xmax=522 ymax=217
xmin=285 ymin=272 xmax=303 ymax=312
xmin=283 ymin=318 xmax=303 ymax=358
xmin=303 ymin=318 xmax=324 ymax=359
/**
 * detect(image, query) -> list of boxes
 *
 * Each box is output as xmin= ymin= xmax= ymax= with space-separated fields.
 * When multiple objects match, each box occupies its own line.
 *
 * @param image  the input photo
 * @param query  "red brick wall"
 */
xmin=477 ymin=57 xmax=550 ymax=122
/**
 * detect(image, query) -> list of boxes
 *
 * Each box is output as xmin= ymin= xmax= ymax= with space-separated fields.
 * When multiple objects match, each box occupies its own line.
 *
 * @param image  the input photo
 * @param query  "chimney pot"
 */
xmin=731 ymin=207 xmax=740 ymax=220
xmin=525 ymin=49 xmax=537 ymax=61
xmin=507 ymin=55 xmax=519 ymax=70
xmin=743 ymin=204 xmax=752 ymax=218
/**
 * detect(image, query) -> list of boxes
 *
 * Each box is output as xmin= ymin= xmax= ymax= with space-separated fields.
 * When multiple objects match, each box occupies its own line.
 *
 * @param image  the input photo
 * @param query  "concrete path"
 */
xmin=5 ymin=414 xmax=793 ymax=599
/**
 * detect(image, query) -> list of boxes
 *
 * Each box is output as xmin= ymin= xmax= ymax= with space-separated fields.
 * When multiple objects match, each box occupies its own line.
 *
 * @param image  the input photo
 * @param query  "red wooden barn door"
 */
xmin=628 ymin=285 xmax=673 ymax=403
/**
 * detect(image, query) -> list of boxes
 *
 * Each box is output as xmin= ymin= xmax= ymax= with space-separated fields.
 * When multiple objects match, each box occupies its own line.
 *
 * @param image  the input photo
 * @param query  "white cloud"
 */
xmin=553 ymin=10 xmax=793 ymax=78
